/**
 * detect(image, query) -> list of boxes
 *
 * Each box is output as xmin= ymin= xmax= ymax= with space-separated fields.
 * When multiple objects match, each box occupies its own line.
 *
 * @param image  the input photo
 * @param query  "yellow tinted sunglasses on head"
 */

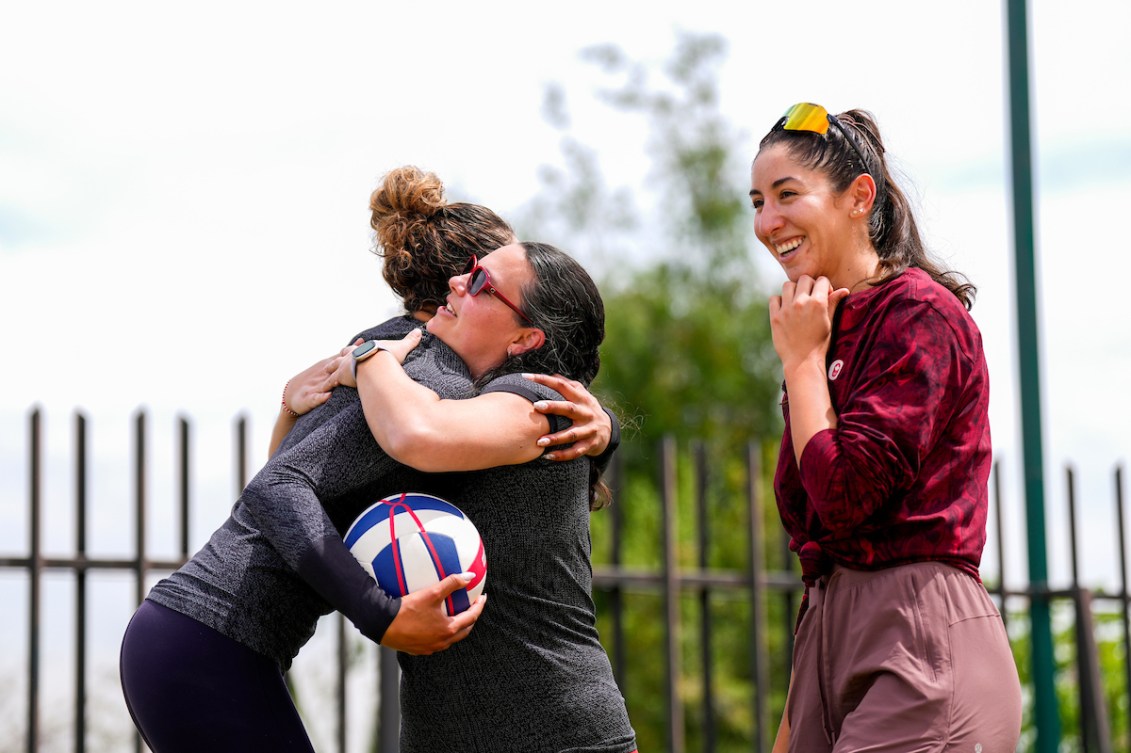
xmin=772 ymin=102 xmax=875 ymax=184
xmin=778 ymin=102 xmax=834 ymax=135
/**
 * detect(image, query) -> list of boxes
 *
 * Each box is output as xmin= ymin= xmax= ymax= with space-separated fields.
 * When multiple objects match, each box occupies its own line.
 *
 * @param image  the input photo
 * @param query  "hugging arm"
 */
xmin=524 ymin=372 xmax=620 ymax=465
xmin=345 ymin=332 xmax=615 ymax=471
xmin=242 ymin=402 xmax=483 ymax=654
xmin=267 ymin=345 xmax=356 ymax=456
xmin=357 ymin=356 xmax=551 ymax=471
xmin=342 ymin=332 xmax=559 ymax=471
xmin=267 ymin=314 xmax=415 ymax=458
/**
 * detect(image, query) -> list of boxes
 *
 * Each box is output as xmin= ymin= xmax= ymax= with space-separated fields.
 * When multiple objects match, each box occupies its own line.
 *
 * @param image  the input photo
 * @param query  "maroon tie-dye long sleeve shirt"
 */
xmin=773 ymin=268 xmax=991 ymax=586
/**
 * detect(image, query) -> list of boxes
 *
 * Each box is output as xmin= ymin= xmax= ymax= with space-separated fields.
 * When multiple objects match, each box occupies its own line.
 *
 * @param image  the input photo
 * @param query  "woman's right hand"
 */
xmin=769 ymin=276 xmax=849 ymax=464
xmin=768 ymin=275 xmax=849 ymax=372
xmin=380 ymin=573 xmax=486 ymax=655
xmin=338 ymin=329 xmax=425 ymax=388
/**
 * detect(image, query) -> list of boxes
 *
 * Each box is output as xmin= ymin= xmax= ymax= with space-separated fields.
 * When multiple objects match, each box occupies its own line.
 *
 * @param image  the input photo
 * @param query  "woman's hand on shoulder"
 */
xmin=525 ymin=373 xmax=610 ymax=461
xmin=381 ymin=328 xmax=424 ymax=363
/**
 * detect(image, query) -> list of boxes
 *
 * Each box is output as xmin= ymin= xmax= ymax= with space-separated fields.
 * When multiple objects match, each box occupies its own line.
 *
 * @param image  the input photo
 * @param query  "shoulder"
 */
xmin=901 ymin=269 xmax=982 ymax=347
xmin=480 ymin=373 xmax=563 ymax=404
xmin=350 ymin=314 xmax=416 ymax=344
xmin=861 ymin=270 xmax=980 ymax=341
xmin=850 ymin=270 xmax=985 ymax=372
xmin=401 ymin=332 xmax=475 ymax=399
xmin=405 ymin=331 xmax=468 ymax=373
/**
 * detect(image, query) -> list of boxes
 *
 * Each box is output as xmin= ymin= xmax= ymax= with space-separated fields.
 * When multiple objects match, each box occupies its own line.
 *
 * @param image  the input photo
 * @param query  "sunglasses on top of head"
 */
xmin=462 ymin=254 xmax=533 ymax=325
xmin=771 ymin=102 xmax=876 ymax=184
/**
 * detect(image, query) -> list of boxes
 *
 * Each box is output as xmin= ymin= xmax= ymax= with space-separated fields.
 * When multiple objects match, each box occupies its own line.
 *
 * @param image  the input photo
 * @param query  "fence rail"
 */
xmin=1 ymin=408 xmax=1128 ymax=751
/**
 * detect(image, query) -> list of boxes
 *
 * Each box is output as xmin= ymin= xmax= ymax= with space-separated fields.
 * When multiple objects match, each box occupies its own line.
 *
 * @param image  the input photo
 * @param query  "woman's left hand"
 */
xmin=525 ymin=373 xmax=611 ymax=461
xmin=283 ymin=347 xmax=355 ymax=417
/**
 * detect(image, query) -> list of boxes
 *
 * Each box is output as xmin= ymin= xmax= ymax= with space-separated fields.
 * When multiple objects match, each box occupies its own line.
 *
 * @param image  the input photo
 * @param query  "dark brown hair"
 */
xmin=473 ymin=242 xmax=610 ymax=509
xmin=369 ymin=166 xmax=516 ymax=313
xmin=758 ymin=109 xmax=976 ymax=309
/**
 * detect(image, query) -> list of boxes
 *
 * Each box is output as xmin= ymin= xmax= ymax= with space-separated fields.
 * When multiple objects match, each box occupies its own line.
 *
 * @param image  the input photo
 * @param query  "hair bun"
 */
xmin=370 ymin=166 xmax=448 ymax=251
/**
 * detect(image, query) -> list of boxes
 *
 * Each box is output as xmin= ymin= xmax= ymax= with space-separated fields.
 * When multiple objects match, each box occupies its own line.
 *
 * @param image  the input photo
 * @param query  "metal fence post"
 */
xmin=747 ymin=443 xmax=769 ymax=753
xmin=1116 ymin=464 xmax=1130 ymax=745
xmin=28 ymin=408 xmax=42 ymax=753
xmin=660 ymin=436 xmax=683 ymax=753
xmin=1072 ymin=589 xmax=1113 ymax=753
xmin=377 ymin=646 xmax=400 ymax=753
xmin=74 ymin=412 xmax=88 ymax=753
xmin=694 ymin=442 xmax=715 ymax=753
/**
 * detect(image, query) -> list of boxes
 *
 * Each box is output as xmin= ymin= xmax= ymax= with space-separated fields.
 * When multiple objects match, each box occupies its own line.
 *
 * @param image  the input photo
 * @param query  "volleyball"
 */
xmin=344 ymin=492 xmax=487 ymax=616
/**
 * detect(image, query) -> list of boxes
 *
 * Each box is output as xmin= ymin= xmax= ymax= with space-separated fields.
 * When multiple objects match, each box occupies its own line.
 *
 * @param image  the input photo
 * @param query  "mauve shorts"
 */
xmin=785 ymin=562 xmax=1021 ymax=752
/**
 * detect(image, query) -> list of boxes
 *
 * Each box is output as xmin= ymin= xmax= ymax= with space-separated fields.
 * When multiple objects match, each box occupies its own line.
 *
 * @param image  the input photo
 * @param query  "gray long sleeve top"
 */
xmin=147 ymin=318 xmax=474 ymax=669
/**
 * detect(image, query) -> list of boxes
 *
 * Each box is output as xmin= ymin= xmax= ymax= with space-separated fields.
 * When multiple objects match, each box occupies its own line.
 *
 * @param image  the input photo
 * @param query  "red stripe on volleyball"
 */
xmin=466 ymin=538 xmax=486 ymax=589
xmin=384 ymin=493 xmax=412 ymax=596
xmin=383 ymin=493 xmax=454 ymax=610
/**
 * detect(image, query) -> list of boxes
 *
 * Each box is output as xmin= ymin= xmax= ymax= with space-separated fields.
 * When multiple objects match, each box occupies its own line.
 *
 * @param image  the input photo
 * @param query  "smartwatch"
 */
xmin=351 ymin=340 xmax=389 ymax=380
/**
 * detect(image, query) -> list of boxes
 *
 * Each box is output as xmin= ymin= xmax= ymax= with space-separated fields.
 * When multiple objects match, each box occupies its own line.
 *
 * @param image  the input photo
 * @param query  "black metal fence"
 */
xmin=1 ymin=408 xmax=1127 ymax=752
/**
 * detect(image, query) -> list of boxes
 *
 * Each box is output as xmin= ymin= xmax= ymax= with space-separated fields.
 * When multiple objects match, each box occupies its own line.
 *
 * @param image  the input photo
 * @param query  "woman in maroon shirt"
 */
xmin=750 ymin=103 xmax=1021 ymax=752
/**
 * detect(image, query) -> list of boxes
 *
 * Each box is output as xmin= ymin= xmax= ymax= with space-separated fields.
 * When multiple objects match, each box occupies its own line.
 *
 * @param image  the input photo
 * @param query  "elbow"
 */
xmin=377 ymin=423 xmax=447 ymax=472
xmin=809 ymin=475 xmax=889 ymax=534
xmin=241 ymin=469 xmax=271 ymax=500
xmin=237 ymin=473 xmax=273 ymax=519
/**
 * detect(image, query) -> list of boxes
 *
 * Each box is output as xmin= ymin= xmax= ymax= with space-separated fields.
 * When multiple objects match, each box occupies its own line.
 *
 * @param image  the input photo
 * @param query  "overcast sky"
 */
xmin=2 ymin=0 xmax=1130 ymax=745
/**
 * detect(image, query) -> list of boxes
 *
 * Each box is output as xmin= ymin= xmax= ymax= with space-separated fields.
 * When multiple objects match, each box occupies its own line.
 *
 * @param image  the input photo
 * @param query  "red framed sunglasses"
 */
xmin=462 ymin=254 xmax=533 ymax=324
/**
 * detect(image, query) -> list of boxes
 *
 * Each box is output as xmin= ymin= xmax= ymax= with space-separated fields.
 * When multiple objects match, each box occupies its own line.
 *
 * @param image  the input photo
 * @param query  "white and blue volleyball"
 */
xmin=344 ymin=492 xmax=486 ymax=616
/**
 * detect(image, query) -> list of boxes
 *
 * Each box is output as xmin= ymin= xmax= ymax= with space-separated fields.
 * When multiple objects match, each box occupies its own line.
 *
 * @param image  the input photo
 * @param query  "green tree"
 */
xmin=516 ymin=32 xmax=789 ymax=752
xmin=518 ymin=33 xmax=781 ymax=454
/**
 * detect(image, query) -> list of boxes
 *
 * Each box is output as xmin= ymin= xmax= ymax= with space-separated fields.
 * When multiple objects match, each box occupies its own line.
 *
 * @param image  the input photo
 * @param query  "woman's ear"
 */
xmin=508 ymin=327 xmax=546 ymax=357
xmin=849 ymin=172 xmax=878 ymax=216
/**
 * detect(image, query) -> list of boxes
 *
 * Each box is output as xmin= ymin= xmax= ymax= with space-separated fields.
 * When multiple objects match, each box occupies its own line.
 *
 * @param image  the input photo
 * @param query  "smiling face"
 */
xmin=425 ymin=242 xmax=543 ymax=379
xmin=749 ymin=143 xmax=870 ymax=288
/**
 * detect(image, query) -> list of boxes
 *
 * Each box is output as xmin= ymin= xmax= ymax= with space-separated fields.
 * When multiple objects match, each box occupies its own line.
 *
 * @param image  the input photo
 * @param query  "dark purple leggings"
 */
xmin=120 ymin=600 xmax=316 ymax=753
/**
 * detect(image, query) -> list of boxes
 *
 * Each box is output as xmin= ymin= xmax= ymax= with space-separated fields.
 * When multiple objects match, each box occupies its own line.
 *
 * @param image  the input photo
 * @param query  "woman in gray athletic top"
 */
xmin=341 ymin=241 xmax=637 ymax=753
xmin=119 ymin=168 xmax=620 ymax=752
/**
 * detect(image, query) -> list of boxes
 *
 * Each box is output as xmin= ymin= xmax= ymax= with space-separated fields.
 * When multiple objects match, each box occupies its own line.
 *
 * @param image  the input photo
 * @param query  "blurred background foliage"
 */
xmin=514 ymin=31 xmax=789 ymax=752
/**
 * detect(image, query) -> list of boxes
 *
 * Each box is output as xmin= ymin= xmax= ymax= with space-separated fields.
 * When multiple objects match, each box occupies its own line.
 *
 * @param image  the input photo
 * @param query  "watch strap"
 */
xmin=351 ymin=341 xmax=391 ymax=380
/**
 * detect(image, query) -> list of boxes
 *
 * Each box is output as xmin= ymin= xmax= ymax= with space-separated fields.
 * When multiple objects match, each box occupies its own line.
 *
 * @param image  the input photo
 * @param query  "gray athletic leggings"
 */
xmin=120 ymin=599 xmax=316 ymax=753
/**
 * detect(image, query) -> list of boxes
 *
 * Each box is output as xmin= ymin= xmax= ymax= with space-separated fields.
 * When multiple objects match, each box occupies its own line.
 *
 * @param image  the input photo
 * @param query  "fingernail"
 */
xmin=522 ymin=373 xmax=534 ymax=379
xmin=536 ymin=437 xmax=550 ymax=447
xmin=459 ymin=572 xmax=474 ymax=582
xmin=544 ymin=452 xmax=556 ymax=461
xmin=533 ymin=401 xmax=548 ymax=411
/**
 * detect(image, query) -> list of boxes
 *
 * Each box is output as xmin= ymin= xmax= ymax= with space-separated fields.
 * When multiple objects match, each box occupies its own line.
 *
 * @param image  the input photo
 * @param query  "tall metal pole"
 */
xmin=1005 ymin=0 xmax=1060 ymax=748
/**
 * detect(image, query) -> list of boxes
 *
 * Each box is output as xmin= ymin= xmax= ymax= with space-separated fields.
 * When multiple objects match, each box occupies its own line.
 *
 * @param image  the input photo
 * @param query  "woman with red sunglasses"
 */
xmin=750 ymin=105 xmax=1021 ymax=752
xmin=328 ymin=239 xmax=637 ymax=753
xmin=120 ymin=166 xmax=631 ymax=753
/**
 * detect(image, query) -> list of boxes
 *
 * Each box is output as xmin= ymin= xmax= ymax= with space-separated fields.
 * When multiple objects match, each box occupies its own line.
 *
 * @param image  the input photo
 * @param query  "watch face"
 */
xmin=353 ymin=341 xmax=378 ymax=359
